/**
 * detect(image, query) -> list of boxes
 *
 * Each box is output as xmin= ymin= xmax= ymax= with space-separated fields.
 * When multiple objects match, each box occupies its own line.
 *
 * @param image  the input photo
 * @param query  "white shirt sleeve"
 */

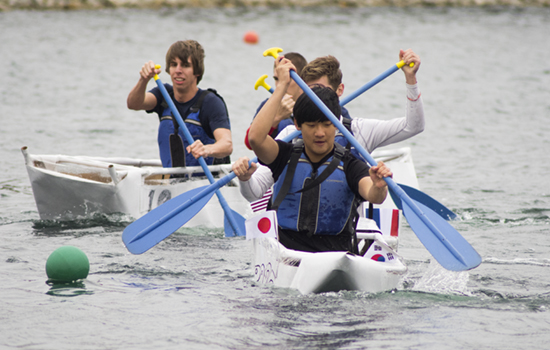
xmin=239 ymin=164 xmax=275 ymax=202
xmin=238 ymin=125 xmax=298 ymax=201
xmin=351 ymin=83 xmax=425 ymax=153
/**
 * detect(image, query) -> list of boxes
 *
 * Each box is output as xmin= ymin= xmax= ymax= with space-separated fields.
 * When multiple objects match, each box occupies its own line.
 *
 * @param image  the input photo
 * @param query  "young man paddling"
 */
xmin=127 ymin=40 xmax=232 ymax=168
xmin=246 ymin=57 xmax=392 ymax=253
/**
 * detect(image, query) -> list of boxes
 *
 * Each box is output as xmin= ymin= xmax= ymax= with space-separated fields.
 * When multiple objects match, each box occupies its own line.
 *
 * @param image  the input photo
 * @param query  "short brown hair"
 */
xmin=283 ymin=52 xmax=308 ymax=75
xmin=165 ymin=40 xmax=205 ymax=84
xmin=300 ymin=55 xmax=342 ymax=91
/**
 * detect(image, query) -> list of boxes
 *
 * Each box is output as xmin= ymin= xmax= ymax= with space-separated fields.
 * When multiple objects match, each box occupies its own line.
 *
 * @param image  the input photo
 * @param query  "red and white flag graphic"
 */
xmin=374 ymin=208 xmax=401 ymax=237
xmin=250 ymin=188 xmax=272 ymax=212
xmin=245 ymin=210 xmax=278 ymax=240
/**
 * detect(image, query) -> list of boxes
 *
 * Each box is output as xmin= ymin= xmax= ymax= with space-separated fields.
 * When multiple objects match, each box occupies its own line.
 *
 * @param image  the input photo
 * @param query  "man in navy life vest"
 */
xmin=127 ymin=40 xmax=232 ymax=168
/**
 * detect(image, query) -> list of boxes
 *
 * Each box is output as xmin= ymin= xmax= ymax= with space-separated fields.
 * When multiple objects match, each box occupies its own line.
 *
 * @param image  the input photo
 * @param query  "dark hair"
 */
xmin=293 ymin=86 xmax=341 ymax=127
xmin=283 ymin=52 xmax=308 ymax=75
xmin=300 ymin=55 xmax=342 ymax=91
xmin=165 ymin=40 xmax=205 ymax=84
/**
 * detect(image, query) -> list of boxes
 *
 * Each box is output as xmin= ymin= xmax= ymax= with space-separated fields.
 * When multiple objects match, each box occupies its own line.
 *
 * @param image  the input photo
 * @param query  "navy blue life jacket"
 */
xmin=157 ymin=89 xmax=230 ymax=168
xmin=270 ymin=140 xmax=360 ymax=236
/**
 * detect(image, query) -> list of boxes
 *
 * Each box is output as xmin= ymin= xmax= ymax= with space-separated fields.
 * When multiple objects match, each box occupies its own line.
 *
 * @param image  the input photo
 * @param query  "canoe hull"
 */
xmin=22 ymin=147 xmax=251 ymax=227
xmin=250 ymin=214 xmax=407 ymax=294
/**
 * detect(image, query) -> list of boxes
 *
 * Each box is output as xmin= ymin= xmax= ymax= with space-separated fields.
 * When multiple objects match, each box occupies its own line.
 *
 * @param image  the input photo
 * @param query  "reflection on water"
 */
xmin=46 ymin=280 xmax=94 ymax=297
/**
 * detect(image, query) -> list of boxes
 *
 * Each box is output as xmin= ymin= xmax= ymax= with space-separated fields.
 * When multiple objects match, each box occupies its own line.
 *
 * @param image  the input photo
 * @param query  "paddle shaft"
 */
xmin=339 ymin=61 xmax=409 ymax=106
xmin=153 ymin=73 xmax=243 ymax=236
xmin=258 ymin=61 xmax=406 ymax=108
xmin=288 ymin=69 xmax=469 ymax=266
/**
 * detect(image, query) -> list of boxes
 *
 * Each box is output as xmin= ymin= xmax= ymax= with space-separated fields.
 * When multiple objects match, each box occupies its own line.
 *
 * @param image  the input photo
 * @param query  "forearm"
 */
xmin=239 ymin=165 xmax=274 ymax=202
xmin=353 ymin=83 xmax=425 ymax=151
xmin=127 ymin=78 xmax=150 ymax=110
xmin=248 ymin=90 xmax=286 ymax=163
xmin=367 ymin=185 xmax=388 ymax=205
xmin=205 ymin=132 xmax=233 ymax=158
xmin=404 ymin=82 xmax=425 ymax=135
xmin=248 ymin=88 xmax=286 ymax=149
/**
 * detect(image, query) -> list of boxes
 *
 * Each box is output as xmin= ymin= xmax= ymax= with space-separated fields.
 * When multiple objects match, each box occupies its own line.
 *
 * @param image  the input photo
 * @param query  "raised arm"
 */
xmin=248 ymin=58 xmax=295 ymax=164
xmin=127 ymin=60 xmax=161 ymax=111
xmin=351 ymin=49 xmax=424 ymax=152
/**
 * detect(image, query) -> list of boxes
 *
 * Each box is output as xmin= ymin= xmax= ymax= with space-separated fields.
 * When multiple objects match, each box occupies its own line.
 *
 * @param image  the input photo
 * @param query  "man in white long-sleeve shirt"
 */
xmin=233 ymin=49 xmax=424 ymax=203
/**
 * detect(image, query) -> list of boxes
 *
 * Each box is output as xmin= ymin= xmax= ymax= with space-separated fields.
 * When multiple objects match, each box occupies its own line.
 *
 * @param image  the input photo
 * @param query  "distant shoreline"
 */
xmin=1 ymin=0 xmax=548 ymax=11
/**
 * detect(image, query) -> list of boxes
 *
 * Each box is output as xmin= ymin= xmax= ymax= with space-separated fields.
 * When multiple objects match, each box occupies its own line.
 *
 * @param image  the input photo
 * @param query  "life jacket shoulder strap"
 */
xmin=270 ymin=140 xmax=305 ymax=211
xmin=340 ymin=116 xmax=353 ymax=151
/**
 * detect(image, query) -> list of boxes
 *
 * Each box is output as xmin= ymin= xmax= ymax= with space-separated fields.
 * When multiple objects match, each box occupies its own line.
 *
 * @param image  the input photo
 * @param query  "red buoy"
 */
xmin=243 ymin=31 xmax=259 ymax=44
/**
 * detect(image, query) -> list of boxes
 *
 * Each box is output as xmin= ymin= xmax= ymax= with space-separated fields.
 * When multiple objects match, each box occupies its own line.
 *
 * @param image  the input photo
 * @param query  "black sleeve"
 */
xmin=344 ymin=153 xmax=371 ymax=200
xmin=259 ymin=140 xmax=293 ymax=182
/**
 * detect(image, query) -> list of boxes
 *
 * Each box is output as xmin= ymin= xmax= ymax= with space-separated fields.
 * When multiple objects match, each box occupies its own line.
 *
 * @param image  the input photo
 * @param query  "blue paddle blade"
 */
xmin=402 ymin=199 xmax=481 ymax=271
xmin=122 ymin=186 xmax=215 ymax=254
xmin=390 ymin=184 xmax=457 ymax=221
xmin=224 ymin=210 xmax=247 ymax=237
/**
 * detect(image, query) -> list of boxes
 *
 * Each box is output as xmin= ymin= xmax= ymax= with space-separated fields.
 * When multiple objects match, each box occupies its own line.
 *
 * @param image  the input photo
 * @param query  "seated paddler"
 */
xmin=243 ymin=57 xmax=393 ymax=253
xmin=127 ymin=40 xmax=232 ymax=169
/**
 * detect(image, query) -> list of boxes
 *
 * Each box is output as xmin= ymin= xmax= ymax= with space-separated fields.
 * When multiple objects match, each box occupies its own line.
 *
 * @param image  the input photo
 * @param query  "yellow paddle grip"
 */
xmin=254 ymin=74 xmax=272 ymax=91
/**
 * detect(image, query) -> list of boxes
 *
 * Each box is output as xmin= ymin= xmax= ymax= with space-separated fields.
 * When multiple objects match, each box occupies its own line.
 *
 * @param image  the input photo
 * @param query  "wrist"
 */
xmin=405 ymin=76 xmax=417 ymax=85
xmin=203 ymin=145 xmax=212 ymax=158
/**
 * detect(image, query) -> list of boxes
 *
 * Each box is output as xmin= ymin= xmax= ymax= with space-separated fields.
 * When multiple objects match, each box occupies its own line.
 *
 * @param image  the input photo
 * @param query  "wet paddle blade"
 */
xmin=122 ymin=186 xmax=215 ymax=254
xmin=224 ymin=210 xmax=246 ymax=237
xmin=390 ymin=184 xmax=458 ymax=221
xmin=402 ymin=199 xmax=481 ymax=271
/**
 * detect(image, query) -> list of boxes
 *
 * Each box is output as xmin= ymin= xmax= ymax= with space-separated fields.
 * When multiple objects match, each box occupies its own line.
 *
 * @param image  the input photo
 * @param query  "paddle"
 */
xmin=258 ymin=49 xmax=457 ymax=221
xmin=122 ymin=130 xmax=302 ymax=254
xmin=264 ymin=48 xmax=481 ymax=271
xmin=152 ymin=66 xmax=245 ymax=237
xmin=254 ymin=74 xmax=274 ymax=93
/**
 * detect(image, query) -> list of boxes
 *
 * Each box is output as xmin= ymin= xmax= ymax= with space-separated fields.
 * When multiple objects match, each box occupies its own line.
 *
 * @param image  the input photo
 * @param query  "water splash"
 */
xmin=413 ymin=260 xmax=473 ymax=296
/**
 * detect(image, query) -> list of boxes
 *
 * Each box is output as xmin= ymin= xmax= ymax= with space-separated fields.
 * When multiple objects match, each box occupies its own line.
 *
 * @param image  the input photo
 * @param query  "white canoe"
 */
xmin=21 ymin=146 xmax=252 ymax=227
xmin=249 ymin=212 xmax=407 ymax=294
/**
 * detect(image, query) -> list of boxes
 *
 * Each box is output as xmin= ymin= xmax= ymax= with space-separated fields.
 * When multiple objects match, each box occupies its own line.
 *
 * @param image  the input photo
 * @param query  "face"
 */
xmin=296 ymin=120 xmax=337 ymax=162
xmin=169 ymin=57 xmax=198 ymax=91
xmin=307 ymin=76 xmax=344 ymax=97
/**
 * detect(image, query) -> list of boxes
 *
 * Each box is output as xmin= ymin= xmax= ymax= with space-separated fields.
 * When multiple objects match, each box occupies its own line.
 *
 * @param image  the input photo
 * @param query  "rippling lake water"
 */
xmin=1 ymin=6 xmax=550 ymax=350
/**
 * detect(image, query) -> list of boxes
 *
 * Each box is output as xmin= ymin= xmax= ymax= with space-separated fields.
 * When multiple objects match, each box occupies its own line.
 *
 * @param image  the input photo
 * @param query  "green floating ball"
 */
xmin=46 ymin=246 xmax=89 ymax=283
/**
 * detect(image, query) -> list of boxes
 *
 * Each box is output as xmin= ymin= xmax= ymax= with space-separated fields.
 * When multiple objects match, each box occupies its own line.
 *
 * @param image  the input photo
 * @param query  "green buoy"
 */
xmin=46 ymin=246 xmax=89 ymax=283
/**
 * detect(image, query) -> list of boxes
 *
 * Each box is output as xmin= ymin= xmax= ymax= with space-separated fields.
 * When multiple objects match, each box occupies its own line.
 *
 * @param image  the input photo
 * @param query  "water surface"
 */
xmin=1 ymin=6 xmax=549 ymax=350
